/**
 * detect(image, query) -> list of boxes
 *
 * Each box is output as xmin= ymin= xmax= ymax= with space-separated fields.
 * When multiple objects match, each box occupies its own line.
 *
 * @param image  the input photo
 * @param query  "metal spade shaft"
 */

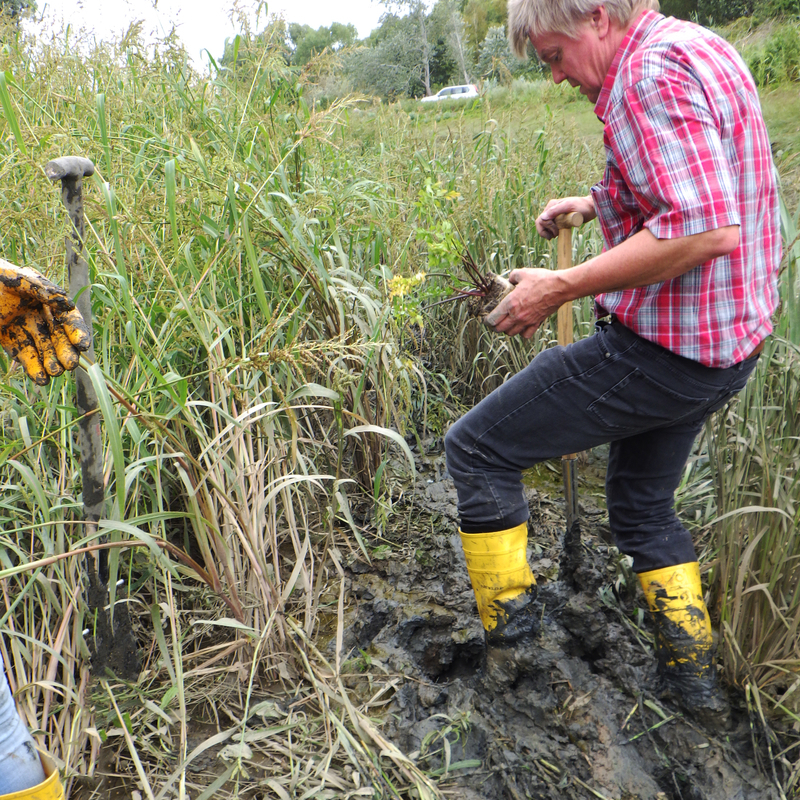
xmin=45 ymin=156 xmax=139 ymax=678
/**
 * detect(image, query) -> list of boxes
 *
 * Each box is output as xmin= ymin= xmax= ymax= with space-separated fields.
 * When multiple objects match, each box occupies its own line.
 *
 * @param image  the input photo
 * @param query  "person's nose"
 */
xmin=550 ymin=64 xmax=566 ymax=84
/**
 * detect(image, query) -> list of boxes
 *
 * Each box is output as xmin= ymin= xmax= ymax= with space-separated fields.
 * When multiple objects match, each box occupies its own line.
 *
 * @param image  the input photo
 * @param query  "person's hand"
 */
xmin=485 ymin=268 xmax=562 ymax=339
xmin=0 ymin=260 xmax=92 ymax=385
xmin=536 ymin=195 xmax=596 ymax=240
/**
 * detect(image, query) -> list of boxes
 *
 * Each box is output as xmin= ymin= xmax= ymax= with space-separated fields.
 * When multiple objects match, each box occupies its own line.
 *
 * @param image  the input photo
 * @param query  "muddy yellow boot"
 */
xmin=639 ymin=562 xmax=729 ymax=725
xmin=0 ymin=753 xmax=64 ymax=800
xmin=459 ymin=523 xmax=538 ymax=646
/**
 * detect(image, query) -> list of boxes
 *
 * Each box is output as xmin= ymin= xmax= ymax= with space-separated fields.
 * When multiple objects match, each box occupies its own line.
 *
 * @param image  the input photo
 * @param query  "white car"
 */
xmin=421 ymin=84 xmax=480 ymax=102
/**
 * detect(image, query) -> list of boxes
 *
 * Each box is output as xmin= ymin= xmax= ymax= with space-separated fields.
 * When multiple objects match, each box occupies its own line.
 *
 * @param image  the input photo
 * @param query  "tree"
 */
xmin=347 ymin=0 xmax=479 ymax=99
xmin=390 ymin=0 xmax=435 ymax=95
xmin=426 ymin=0 xmax=473 ymax=86
xmin=347 ymin=15 xmax=427 ymax=99
xmin=288 ymin=22 xmax=358 ymax=66
xmin=477 ymin=24 xmax=514 ymax=82
xmin=429 ymin=35 xmax=458 ymax=87
xmin=463 ymin=0 xmax=506 ymax=52
xmin=443 ymin=0 xmax=474 ymax=84
xmin=1 ymin=0 xmax=32 ymax=19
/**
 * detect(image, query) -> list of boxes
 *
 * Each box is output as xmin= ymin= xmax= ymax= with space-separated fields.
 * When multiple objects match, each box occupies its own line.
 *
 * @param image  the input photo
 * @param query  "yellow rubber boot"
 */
xmin=0 ymin=754 xmax=64 ymax=800
xmin=459 ymin=523 xmax=538 ymax=646
xmin=639 ymin=562 xmax=728 ymax=724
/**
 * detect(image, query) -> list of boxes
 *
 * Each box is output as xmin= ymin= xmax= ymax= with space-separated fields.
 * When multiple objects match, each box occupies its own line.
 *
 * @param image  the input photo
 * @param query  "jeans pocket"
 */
xmin=587 ymin=368 xmax=710 ymax=431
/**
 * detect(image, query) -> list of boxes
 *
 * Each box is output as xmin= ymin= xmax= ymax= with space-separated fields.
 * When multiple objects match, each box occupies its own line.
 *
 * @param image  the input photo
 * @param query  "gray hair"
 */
xmin=508 ymin=0 xmax=660 ymax=58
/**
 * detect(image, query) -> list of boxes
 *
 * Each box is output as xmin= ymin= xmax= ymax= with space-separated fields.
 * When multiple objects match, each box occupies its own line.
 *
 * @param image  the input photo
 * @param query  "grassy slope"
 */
xmin=420 ymin=79 xmax=800 ymax=192
xmin=761 ymin=87 xmax=800 ymax=208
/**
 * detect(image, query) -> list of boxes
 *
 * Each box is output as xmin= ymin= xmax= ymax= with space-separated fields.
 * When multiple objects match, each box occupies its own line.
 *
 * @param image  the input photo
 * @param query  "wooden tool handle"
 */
xmin=557 ymin=225 xmax=579 ymax=474
xmin=555 ymin=212 xmax=583 ymax=513
xmin=555 ymin=211 xmax=584 ymax=229
xmin=557 ymin=225 xmax=575 ymax=348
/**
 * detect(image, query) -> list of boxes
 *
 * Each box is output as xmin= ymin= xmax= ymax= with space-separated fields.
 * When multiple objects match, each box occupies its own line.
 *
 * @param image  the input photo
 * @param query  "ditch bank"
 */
xmin=340 ymin=440 xmax=779 ymax=800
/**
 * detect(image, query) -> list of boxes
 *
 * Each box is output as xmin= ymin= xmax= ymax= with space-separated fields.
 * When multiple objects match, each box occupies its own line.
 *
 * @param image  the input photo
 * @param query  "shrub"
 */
xmin=758 ymin=0 xmax=800 ymax=19
xmin=697 ymin=0 xmax=756 ymax=25
xmin=747 ymin=24 xmax=800 ymax=86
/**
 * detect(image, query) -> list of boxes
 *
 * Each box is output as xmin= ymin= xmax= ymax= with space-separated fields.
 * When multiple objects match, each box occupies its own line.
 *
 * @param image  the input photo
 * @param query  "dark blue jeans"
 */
xmin=444 ymin=319 xmax=759 ymax=572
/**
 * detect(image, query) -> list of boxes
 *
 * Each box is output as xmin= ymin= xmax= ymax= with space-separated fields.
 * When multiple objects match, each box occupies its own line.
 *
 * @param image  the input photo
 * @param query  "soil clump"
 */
xmin=340 ymin=439 xmax=779 ymax=800
xmin=467 ymin=273 xmax=513 ymax=322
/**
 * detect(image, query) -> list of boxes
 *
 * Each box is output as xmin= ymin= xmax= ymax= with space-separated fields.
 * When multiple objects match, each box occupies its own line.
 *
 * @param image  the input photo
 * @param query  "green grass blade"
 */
xmin=87 ymin=363 xmax=126 ymax=518
xmin=165 ymin=159 xmax=179 ymax=253
xmin=0 ymin=73 xmax=26 ymax=155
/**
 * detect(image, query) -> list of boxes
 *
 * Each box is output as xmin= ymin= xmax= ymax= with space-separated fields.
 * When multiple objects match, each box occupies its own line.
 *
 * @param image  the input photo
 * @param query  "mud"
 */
xmin=467 ymin=273 xmax=514 ymax=322
xmin=339 ymin=440 xmax=780 ymax=800
xmin=85 ymin=557 xmax=141 ymax=680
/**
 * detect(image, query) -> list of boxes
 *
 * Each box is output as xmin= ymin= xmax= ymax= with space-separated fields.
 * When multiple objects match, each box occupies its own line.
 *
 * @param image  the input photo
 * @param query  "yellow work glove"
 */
xmin=0 ymin=259 xmax=91 ymax=385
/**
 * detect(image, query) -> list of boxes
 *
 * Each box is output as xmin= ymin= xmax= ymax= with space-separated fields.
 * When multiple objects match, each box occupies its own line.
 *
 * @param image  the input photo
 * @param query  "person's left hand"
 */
xmin=484 ymin=268 xmax=561 ymax=339
xmin=0 ymin=260 xmax=92 ymax=385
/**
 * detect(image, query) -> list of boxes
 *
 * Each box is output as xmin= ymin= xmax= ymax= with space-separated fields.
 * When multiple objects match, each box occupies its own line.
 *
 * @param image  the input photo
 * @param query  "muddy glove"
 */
xmin=0 ymin=259 xmax=91 ymax=385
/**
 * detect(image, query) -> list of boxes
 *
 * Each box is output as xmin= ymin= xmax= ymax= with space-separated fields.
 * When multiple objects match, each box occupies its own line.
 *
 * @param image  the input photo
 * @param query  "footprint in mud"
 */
xmin=341 ymin=455 xmax=780 ymax=800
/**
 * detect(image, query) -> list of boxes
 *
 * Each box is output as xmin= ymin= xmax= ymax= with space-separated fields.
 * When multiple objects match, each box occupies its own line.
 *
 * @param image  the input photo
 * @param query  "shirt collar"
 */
xmin=594 ymin=9 xmax=663 ymax=122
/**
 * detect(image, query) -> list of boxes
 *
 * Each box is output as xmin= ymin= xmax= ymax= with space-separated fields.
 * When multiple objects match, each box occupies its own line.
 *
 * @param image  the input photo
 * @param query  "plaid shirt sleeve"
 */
xmin=606 ymin=73 xmax=741 ymax=239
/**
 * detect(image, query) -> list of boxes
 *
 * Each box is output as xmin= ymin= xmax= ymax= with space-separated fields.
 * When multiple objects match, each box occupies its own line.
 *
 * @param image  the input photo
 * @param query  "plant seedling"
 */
xmin=423 ymin=250 xmax=513 ymax=322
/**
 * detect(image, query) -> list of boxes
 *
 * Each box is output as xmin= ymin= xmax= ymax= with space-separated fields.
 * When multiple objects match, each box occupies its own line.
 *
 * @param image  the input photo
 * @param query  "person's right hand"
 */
xmin=0 ymin=260 xmax=92 ymax=386
xmin=536 ymin=195 xmax=596 ymax=240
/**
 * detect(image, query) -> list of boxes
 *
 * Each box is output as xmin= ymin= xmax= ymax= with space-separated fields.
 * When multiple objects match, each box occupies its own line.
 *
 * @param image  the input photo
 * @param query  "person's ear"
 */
xmin=591 ymin=6 xmax=610 ymax=37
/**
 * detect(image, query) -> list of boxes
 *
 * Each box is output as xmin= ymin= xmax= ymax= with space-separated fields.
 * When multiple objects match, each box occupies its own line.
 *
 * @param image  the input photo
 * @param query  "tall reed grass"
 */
xmin=0 ymin=19 xmax=431 ymax=798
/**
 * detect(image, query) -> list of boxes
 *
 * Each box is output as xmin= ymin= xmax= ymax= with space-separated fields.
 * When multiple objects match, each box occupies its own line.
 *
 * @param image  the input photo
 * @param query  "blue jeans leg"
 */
xmin=0 ymin=668 xmax=46 ymax=793
xmin=606 ymin=420 xmax=706 ymax=571
xmin=444 ymin=320 xmax=758 ymax=571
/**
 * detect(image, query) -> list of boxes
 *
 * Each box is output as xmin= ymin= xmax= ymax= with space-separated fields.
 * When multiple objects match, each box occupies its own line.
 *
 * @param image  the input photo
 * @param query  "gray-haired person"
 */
xmin=445 ymin=0 xmax=779 ymax=723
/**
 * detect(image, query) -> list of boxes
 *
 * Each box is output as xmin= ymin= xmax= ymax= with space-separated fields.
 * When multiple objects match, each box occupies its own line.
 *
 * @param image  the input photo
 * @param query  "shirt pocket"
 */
xmin=587 ymin=368 xmax=710 ymax=432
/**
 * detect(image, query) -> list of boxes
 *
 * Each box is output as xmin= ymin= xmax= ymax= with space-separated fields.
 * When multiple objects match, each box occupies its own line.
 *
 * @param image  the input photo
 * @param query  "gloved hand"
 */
xmin=0 ymin=259 xmax=92 ymax=385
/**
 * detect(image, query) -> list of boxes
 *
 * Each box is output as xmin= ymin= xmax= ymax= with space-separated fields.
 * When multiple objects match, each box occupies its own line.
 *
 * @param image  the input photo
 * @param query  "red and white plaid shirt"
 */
xmin=591 ymin=11 xmax=780 ymax=367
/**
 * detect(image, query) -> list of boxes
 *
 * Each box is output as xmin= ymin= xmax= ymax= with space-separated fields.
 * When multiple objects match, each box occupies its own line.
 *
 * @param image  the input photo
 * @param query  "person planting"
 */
xmin=0 ymin=261 xmax=91 ymax=797
xmin=444 ymin=0 xmax=779 ymax=724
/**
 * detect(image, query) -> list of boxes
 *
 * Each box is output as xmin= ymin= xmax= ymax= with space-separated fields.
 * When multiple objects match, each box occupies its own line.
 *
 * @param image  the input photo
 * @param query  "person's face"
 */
xmin=529 ymin=9 xmax=613 ymax=104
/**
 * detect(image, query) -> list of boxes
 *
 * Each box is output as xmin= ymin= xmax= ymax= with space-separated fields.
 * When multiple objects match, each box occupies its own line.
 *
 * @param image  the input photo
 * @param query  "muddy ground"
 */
xmin=339 ymin=439 xmax=781 ymax=800
xmin=73 ymin=440 xmax=786 ymax=800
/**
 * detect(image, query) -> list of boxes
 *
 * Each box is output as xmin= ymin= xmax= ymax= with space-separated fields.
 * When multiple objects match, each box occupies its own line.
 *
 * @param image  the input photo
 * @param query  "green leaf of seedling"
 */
xmin=189 ymin=137 xmax=210 ymax=181
xmin=96 ymin=92 xmax=112 ymax=177
xmin=373 ymin=459 xmax=387 ymax=503
xmin=161 ymin=685 xmax=178 ymax=710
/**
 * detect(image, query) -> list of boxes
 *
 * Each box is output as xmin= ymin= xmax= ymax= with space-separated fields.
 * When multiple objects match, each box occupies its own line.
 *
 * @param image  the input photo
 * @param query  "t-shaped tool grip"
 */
xmin=554 ymin=211 xmax=584 ymax=230
xmin=44 ymin=156 xmax=95 ymax=182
